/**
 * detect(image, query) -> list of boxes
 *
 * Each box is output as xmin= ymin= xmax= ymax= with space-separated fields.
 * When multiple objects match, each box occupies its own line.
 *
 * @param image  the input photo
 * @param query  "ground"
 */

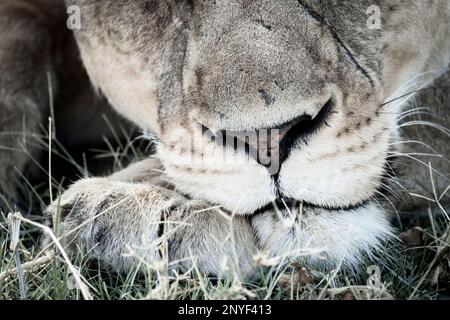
xmin=0 ymin=117 xmax=449 ymax=300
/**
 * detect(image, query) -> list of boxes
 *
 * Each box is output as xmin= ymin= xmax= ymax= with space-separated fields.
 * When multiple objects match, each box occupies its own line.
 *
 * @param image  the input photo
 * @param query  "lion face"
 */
xmin=157 ymin=0 xmax=393 ymax=215
xmin=71 ymin=0 xmax=446 ymax=267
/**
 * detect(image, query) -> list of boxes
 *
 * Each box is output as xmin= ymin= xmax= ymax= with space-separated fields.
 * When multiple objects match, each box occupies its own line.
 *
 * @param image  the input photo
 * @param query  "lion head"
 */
xmin=69 ymin=0 xmax=449 ymax=268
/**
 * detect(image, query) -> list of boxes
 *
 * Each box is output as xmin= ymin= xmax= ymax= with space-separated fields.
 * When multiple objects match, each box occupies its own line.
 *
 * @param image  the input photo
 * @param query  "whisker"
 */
xmin=381 ymin=86 xmax=439 ymax=107
xmin=399 ymin=121 xmax=450 ymax=137
xmin=388 ymin=139 xmax=442 ymax=156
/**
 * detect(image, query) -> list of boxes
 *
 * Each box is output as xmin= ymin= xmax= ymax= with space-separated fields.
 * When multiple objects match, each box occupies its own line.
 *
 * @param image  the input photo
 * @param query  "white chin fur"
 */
xmin=277 ymin=131 xmax=388 ymax=209
xmin=157 ymin=144 xmax=276 ymax=215
xmin=252 ymin=202 xmax=395 ymax=270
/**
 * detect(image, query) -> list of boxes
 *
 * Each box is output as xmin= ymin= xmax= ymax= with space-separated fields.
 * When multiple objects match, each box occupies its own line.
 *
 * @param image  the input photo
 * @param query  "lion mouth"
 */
xmin=253 ymin=196 xmax=370 ymax=215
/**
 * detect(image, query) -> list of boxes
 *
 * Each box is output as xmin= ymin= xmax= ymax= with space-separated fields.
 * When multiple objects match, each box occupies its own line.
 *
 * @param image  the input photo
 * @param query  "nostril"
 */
xmin=253 ymin=98 xmax=333 ymax=174
xmin=274 ymin=99 xmax=334 ymax=166
xmin=284 ymin=99 xmax=333 ymax=140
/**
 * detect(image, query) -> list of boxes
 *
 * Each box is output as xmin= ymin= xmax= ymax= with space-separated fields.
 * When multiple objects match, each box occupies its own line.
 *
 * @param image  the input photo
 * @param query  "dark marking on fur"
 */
xmin=97 ymin=193 xmax=122 ymax=214
xmin=254 ymin=19 xmax=273 ymax=31
xmin=296 ymin=0 xmax=375 ymax=87
xmin=274 ymin=80 xmax=285 ymax=91
xmin=259 ymin=89 xmax=275 ymax=106
xmin=253 ymin=197 xmax=372 ymax=215
xmin=94 ymin=224 xmax=108 ymax=247
xmin=157 ymin=209 xmax=169 ymax=259
xmin=296 ymin=0 xmax=324 ymax=23
xmin=328 ymin=31 xmax=375 ymax=88
xmin=167 ymin=235 xmax=183 ymax=261
xmin=58 ymin=203 xmax=74 ymax=221
xmin=337 ymin=127 xmax=351 ymax=138
xmin=218 ymin=112 xmax=227 ymax=120
xmin=142 ymin=1 xmax=156 ymax=12
xmin=195 ymin=68 xmax=204 ymax=91
xmin=389 ymin=5 xmax=399 ymax=12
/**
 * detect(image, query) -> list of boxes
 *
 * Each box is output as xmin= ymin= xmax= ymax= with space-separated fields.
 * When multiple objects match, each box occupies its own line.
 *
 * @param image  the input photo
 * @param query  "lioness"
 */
xmin=0 ymin=0 xmax=449 ymax=278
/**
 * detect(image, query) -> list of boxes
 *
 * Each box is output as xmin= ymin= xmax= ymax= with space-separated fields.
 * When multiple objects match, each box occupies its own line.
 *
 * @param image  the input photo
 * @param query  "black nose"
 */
xmin=257 ymin=98 xmax=334 ymax=173
xmin=276 ymin=115 xmax=313 ymax=164
xmin=205 ymin=99 xmax=333 ymax=175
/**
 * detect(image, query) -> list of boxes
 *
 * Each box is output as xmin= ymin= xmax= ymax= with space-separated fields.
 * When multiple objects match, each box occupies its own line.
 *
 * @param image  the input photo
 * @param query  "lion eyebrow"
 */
xmin=296 ymin=0 xmax=375 ymax=87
